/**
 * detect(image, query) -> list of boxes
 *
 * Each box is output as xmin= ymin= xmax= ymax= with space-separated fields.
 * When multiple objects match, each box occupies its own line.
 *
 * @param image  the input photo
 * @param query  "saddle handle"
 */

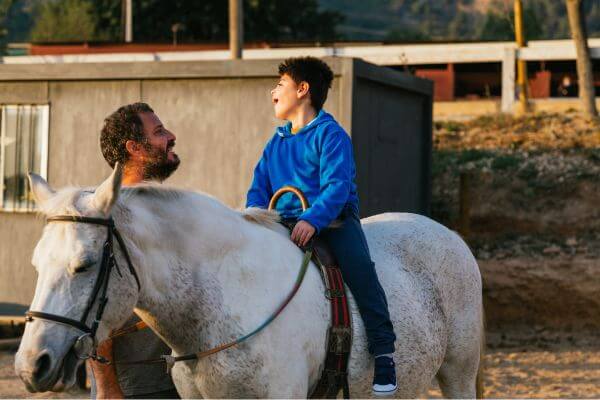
xmin=268 ymin=186 xmax=309 ymax=212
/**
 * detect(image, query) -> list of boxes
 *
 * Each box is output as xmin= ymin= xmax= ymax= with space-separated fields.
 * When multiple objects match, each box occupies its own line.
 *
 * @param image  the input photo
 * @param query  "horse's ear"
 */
xmin=93 ymin=162 xmax=123 ymax=215
xmin=28 ymin=173 xmax=55 ymax=205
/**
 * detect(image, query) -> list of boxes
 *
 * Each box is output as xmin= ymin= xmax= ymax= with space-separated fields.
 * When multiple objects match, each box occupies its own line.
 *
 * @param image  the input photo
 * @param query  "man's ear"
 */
xmin=125 ymin=140 xmax=141 ymax=157
xmin=297 ymin=81 xmax=310 ymax=99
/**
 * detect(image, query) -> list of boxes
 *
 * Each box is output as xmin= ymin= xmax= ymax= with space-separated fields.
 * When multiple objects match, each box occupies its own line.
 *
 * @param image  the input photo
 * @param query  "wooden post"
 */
xmin=514 ymin=0 xmax=529 ymax=114
xmin=124 ymin=0 xmax=132 ymax=43
xmin=566 ymin=0 xmax=598 ymax=119
xmin=502 ymin=48 xmax=516 ymax=113
xmin=458 ymin=172 xmax=472 ymax=237
xmin=229 ymin=0 xmax=243 ymax=59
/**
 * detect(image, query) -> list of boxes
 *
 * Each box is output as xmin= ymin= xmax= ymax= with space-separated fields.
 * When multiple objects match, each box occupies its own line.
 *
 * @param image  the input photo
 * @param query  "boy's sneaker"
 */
xmin=372 ymin=356 xmax=397 ymax=396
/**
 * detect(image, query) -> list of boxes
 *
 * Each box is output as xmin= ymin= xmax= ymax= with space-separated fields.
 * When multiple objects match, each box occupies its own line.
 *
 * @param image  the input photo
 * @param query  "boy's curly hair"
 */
xmin=100 ymin=102 xmax=154 ymax=168
xmin=278 ymin=57 xmax=334 ymax=110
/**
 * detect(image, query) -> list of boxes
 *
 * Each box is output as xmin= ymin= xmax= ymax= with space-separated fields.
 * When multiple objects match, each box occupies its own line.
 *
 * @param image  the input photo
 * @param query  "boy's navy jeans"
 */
xmin=285 ymin=205 xmax=396 ymax=356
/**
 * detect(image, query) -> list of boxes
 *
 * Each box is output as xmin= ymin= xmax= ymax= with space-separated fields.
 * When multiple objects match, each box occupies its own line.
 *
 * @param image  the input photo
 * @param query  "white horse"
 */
xmin=15 ymin=166 xmax=484 ymax=398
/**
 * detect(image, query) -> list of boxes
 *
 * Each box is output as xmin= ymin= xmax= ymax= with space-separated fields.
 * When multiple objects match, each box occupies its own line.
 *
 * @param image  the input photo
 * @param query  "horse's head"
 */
xmin=15 ymin=164 xmax=140 ymax=392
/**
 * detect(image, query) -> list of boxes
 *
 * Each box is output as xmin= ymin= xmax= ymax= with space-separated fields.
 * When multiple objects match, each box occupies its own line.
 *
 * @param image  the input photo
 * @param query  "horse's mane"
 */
xmin=39 ymin=182 xmax=282 ymax=231
xmin=241 ymin=207 xmax=281 ymax=227
xmin=120 ymin=184 xmax=281 ymax=229
xmin=120 ymin=184 xmax=185 ymax=202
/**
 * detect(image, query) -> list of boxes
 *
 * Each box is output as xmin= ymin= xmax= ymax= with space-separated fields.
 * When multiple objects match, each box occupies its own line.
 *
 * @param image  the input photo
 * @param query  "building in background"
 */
xmin=4 ymin=38 xmax=600 ymax=119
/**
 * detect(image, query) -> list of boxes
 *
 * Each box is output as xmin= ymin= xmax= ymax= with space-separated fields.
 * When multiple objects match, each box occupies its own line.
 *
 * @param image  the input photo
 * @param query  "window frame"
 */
xmin=0 ymin=104 xmax=50 ymax=213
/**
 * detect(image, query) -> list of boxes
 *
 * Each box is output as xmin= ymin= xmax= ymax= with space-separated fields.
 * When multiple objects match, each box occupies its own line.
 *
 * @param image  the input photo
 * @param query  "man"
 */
xmin=92 ymin=102 xmax=180 ymax=399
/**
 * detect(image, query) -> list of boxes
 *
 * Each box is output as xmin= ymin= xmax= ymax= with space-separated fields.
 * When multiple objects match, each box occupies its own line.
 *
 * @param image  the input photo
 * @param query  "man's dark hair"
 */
xmin=278 ymin=57 xmax=334 ymax=110
xmin=100 ymin=102 xmax=154 ymax=168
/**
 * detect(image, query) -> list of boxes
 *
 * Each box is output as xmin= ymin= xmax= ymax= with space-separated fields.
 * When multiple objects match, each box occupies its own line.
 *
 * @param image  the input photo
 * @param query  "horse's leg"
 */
xmin=435 ymin=313 xmax=483 ymax=398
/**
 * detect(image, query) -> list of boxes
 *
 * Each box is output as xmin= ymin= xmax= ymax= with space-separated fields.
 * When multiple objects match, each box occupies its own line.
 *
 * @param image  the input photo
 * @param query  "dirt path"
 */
xmin=428 ymin=348 xmax=600 ymax=398
xmin=3 ymin=344 xmax=600 ymax=399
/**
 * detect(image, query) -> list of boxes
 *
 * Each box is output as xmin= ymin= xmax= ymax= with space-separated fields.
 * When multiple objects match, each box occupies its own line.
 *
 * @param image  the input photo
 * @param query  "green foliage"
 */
xmin=0 ymin=0 xmax=14 ymax=53
xmin=385 ymin=27 xmax=430 ymax=41
xmin=7 ymin=0 xmax=600 ymax=44
xmin=448 ymin=10 xmax=477 ymax=40
xmin=517 ymin=162 xmax=538 ymax=181
xmin=244 ymin=0 xmax=343 ymax=42
xmin=90 ymin=0 xmax=121 ymax=41
xmin=5 ymin=0 xmax=34 ymax=42
xmin=88 ymin=0 xmax=343 ymax=43
xmin=431 ymin=149 xmax=494 ymax=177
xmin=457 ymin=149 xmax=494 ymax=164
xmin=24 ymin=0 xmax=343 ymax=43
xmin=30 ymin=0 xmax=98 ymax=42
xmin=491 ymin=154 xmax=521 ymax=171
xmin=478 ymin=5 xmax=542 ymax=41
xmin=438 ymin=120 xmax=464 ymax=133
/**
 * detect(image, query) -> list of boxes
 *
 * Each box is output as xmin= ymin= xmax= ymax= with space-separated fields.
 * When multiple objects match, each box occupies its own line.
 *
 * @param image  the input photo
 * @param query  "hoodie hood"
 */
xmin=276 ymin=110 xmax=334 ymax=138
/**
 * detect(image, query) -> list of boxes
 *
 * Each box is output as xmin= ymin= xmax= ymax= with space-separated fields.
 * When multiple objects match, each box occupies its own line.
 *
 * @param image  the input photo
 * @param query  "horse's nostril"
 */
xmin=33 ymin=352 xmax=52 ymax=383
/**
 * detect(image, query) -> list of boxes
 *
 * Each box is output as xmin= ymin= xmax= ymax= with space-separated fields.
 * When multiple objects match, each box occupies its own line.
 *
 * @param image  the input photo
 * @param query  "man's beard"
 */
xmin=142 ymin=142 xmax=180 ymax=182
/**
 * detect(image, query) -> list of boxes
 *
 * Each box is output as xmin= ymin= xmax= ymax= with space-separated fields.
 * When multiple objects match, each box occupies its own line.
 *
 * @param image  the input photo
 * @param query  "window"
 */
xmin=0 ymin=105 xmax=49 ymax=211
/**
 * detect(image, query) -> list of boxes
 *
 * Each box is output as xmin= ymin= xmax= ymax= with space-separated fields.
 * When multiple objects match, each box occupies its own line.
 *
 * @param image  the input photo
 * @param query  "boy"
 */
xmin=246 ymin=57 xmax=397 ymax=396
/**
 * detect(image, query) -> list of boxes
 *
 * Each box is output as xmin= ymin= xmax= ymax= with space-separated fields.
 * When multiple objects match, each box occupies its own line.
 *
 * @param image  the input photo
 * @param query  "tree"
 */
xmin=479 ymin=6 xmax=542 ymax=41
xmin=87 ymin=0 xmax=343 ymax=44
xmin=566 ymin=0 xmax=598 ymax=119
xmin=0 ymin=0 xmax=14 ymax=54
xmin=244 ymin=0 xmax=342 ymax=42
xmin=30 ymin=0 xmax=98 ymax=42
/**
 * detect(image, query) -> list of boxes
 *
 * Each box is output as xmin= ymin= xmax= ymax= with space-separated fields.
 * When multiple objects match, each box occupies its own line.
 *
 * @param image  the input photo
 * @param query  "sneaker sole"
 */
xmin=372 ymin=387 xmax=398 ymax=397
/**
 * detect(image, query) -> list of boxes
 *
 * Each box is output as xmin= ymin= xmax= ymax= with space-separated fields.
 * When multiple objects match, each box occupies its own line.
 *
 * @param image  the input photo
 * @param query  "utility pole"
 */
xmin=229 ymin=0 xmax=243 ymax=59
xmin=566 ymin=0 xmax=598 ymax=119
xmin=172 ymin=23 xmax=184 ymax=46
xmin=514 ymin=0 xmax=529 ymax=114
xmin=124 ymin=0 xmax=132 ymax=43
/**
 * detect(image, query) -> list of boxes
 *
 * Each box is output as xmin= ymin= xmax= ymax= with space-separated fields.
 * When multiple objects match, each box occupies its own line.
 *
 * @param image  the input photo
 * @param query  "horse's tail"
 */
xmin=476 ymin=303 xmax=486 ymax=399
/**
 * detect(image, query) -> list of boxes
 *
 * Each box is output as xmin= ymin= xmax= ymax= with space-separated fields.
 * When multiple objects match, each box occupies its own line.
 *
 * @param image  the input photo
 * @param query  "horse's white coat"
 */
xmin=16 ymin=170 xmax=483 ymax=398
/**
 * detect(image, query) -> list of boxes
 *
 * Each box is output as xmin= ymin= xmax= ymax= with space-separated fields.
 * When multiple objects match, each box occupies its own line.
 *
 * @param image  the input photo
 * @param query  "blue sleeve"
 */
xmin=246 ymin=144 xmax=272 ymax=209
xmin=298 ymin=128 xmax=353 ymax=232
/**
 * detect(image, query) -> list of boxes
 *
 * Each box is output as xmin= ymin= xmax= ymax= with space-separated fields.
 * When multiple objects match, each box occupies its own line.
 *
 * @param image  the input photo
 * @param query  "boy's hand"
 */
xmin=291 ymin=220 xmax=316 ymax=247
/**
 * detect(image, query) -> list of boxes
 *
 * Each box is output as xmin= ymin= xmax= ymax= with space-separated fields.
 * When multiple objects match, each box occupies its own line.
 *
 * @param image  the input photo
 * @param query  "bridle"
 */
xmin=24 ymin=215 xmax=141 ymax=363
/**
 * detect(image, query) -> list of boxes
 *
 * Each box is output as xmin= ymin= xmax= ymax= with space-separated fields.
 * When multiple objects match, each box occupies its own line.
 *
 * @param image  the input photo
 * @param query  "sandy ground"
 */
xmin=0 ymin=349 xmax=86 ymax=399
xmin=428 ymin=348 xmax=600 ymax=398
xmin=3 ymin=342 xmax=600 ymax=399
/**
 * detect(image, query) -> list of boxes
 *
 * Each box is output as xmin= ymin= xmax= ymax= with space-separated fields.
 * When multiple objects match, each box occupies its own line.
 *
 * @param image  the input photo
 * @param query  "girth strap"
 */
xmin=309 ymin=242 xmax=352 ymax=399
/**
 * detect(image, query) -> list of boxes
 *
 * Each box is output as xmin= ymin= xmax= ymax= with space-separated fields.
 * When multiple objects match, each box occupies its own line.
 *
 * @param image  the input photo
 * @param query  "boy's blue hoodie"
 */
xmin=246 ymin=110 xmax=359 ymax=232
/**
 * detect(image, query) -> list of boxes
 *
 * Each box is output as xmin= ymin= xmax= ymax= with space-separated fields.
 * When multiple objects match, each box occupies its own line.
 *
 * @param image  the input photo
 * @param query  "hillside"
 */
xmin=319 ymin=0 xmax=598 ymax=42
xmin=5 ymin=0 xmax=600 ymax=44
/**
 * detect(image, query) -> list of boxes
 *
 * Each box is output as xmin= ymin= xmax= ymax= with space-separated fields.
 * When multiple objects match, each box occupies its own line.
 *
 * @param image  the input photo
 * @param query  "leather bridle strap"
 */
xmin=25 ymin=311 xmax=92 ymax=334
xmin=25 ymin=215 xmax=141 ymax=355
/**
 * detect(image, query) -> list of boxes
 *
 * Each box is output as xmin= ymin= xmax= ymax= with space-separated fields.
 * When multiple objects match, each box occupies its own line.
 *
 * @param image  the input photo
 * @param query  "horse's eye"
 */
xmin=73 ymin=261 xmax=94 ymax=273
